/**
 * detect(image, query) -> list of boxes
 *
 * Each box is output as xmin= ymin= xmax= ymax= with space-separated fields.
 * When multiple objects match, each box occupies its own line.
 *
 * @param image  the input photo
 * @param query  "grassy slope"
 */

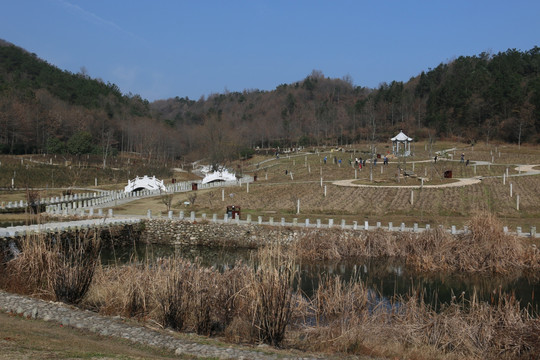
xmin=2 ymin=141 xmax=540 ymax=229
xmin=0 ymin=311 xmax=187 ymax=360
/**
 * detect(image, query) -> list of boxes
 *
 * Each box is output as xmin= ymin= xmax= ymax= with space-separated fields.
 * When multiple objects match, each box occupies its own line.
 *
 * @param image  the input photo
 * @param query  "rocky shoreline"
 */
xmin=0 ymin=290 xmax=321 ymax=360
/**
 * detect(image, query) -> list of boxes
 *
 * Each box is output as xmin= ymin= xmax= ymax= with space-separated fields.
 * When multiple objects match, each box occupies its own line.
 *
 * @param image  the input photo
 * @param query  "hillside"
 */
xmin=152 ymin=48 xmax=540 ymax=149
xmin=1 ymin=40 xmax=539 ymax=163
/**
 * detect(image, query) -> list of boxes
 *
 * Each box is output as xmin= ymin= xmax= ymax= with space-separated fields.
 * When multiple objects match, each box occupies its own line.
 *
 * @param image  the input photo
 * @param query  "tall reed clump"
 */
xmin=2 ymin=234 xmax=60 ymax=297
xmin=247 ymin=244 xmax=298 ymax=347
xmin=86 ymin=262 xmax=155 ymax=319
xmin=53 ymin=233 xmax=101 ymax=305
xmin=158 ymin=258 xmax=193 ymax=331
xmin=85 ymin=256 xmax=251 ymax=336
xmin=2 ymin=231 xmax=101 ymax=304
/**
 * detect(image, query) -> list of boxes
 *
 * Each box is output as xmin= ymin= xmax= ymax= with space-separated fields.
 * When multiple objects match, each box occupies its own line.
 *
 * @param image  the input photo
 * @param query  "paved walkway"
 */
xmin=333 ymin=163 xmax=540 ymax=189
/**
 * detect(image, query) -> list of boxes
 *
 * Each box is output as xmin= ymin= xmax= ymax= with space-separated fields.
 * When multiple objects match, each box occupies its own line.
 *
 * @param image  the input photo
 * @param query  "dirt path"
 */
xmin=333 ymin=176 xmax=482 ymax=189
xmin=333 ymin=164 xmax=540 ymax=189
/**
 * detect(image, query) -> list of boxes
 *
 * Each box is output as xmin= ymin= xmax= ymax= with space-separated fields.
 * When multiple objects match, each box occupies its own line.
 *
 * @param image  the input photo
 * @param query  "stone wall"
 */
xmin=1 ymin=224 xmax=142 ymax=259
xmin=141 ymin=219 xmax=305 ymax=247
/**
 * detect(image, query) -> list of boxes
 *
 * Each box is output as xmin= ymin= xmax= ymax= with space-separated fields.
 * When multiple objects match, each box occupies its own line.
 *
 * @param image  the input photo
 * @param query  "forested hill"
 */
xmin=1 ymin=39 xmax=539 ymax=163
xmin=0 ymin=40 xmax=167 ymax=157
xmin=152 ymin=47 xmax=540 ymax=150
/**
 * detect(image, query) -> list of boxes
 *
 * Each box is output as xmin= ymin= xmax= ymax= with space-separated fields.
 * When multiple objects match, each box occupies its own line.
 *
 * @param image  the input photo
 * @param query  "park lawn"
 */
xmin=0 ymin=311 xmax=188 ymax=360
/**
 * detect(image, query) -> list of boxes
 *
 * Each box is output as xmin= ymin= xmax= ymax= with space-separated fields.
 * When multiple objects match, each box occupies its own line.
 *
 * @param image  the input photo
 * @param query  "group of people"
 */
xmin=321 ymin=154 xmax=391 ymax=169
xmin=352 ymin=155 xmax=389 ymax=169
xmin=434 ymin=152 xmax=469 ymax=166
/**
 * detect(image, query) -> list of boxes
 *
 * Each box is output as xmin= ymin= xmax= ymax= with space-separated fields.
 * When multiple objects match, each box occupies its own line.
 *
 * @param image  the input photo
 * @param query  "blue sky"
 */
xmin=1 ymin=0 xmax=539 ymax=101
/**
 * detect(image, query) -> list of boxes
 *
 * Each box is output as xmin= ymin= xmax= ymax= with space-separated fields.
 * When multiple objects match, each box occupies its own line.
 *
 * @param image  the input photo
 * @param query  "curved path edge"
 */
xmin=333 ymin=164 xmax=540 ymax=189
xmin=0 ymin=290 xmax=321 ymax=360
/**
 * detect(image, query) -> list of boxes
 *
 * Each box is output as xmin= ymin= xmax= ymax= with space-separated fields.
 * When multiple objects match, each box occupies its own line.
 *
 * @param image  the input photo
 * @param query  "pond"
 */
xmin=101 ymin=243 xmax=540 ymax=312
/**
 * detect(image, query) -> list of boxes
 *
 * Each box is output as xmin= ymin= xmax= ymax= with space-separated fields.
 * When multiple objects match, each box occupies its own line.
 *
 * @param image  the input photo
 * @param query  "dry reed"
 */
xmin=3 ymin=235 xmax=60 ymax=298
xmin=247 ymin=244 xmax=298 ymax=347
xmin=295 ymin=212 xmax=540 ymax=274
xmin=3 ymin=225 xmax=540 ymax=359
xmin=53 ymin=234 xmax=101 ymax=305
xmin=2 ymin=231 xmax=101 ymax=304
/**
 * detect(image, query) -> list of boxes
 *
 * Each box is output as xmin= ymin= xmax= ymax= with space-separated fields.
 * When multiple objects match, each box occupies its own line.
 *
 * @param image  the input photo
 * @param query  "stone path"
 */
xmin=0 ymin=290 xmax=322 ymax=360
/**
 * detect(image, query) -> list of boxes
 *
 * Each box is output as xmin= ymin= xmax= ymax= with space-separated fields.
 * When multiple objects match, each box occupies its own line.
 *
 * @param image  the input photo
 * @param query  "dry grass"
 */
xmin=294 ymin=212 xmax=540 ymax=274
xmin=1 ymin=231 xmax=101 ymax=304
xmin=294 ymin=280 xmax=540 ymax=359
xmin=3 ymin=234 xmax=540 ymax=359
xmin=2 ymin=235 xmax=59 ymax=297
xmin=247 ymin=244 xmax=298 ymax=347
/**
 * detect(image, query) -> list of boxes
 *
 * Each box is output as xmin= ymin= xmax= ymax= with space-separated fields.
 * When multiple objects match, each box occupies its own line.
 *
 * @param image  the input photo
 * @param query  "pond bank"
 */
xmin=0 ymin=290 xmax=323 ymax=360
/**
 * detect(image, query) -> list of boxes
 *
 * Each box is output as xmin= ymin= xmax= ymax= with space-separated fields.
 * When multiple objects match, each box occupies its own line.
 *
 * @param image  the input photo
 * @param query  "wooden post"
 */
xmin=510 ymin=183 xmax=513 ymax=197
xmin=222 ymin=188 xmax=224 ymax=201
xmin=297 ymin=199 xmax=300 ymax=214
xmin=410 ymin=190 xmax=414 ymax=205
xmin=324 ymin=185 xmax=327 ymax=197
xmin=517 ymin=195 xmax=520 ymax=210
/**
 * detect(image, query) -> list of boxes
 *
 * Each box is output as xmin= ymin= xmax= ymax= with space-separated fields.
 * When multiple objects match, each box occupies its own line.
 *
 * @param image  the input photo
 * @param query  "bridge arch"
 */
xmin=124 ymin=175 xmax=167 ymax=193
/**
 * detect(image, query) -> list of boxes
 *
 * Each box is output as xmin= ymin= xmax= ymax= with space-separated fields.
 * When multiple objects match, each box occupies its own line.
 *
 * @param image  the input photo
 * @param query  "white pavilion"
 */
xmin=391 ymin=130 xmax=413 ymax=156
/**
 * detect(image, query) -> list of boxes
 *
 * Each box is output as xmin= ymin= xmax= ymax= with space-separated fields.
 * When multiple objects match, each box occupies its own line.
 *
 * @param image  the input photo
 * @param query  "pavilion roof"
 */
xmin=391 ymin=130 xmax=413 ymax=142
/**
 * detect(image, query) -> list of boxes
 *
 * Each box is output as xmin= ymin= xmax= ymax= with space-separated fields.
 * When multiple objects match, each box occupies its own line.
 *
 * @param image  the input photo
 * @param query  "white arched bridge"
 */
xmin=124 ymin=175 xmax=167 ymax=193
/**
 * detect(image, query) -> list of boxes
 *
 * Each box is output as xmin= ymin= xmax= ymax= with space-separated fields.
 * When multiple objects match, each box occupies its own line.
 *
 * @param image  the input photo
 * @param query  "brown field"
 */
xmin=115 ymin=174 xmax=540 ymax=230
xmin=2 ymin=141 xmax=540 ymax=230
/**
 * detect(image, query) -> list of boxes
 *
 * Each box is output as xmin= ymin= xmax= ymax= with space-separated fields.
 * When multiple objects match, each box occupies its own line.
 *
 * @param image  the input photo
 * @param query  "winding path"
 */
xmin=333 ymin=163 xmax=540 ymax=189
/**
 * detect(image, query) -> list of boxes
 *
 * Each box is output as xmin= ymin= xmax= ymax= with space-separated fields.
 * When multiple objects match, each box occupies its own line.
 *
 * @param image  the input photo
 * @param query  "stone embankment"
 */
xmin=142 ymin=219 xmax=304 ymax=246
xmin=0 ymin=290 xmax=321 ymax=360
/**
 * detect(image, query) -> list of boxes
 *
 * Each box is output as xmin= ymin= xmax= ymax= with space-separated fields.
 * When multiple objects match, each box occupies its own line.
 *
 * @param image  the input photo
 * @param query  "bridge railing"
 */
xmin=44 ymin=176 xmax=254 ymax=215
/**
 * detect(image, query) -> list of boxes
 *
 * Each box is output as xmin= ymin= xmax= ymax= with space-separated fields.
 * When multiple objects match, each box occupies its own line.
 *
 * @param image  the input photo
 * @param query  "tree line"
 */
xmin=1 ymin=40 xmax=539 ymax=165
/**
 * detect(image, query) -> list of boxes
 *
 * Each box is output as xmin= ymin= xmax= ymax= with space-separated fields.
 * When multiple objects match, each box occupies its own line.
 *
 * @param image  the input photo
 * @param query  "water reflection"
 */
xmin=0 ymin=220 xmax=32 ymax=227
xmin=101 ymin=244 xmax=539 ymax=311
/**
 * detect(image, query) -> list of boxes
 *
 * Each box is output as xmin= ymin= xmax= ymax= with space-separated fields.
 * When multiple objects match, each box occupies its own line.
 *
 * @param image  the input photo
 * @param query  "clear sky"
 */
xmin=1 ymin=0 xmax=539 ymax=101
